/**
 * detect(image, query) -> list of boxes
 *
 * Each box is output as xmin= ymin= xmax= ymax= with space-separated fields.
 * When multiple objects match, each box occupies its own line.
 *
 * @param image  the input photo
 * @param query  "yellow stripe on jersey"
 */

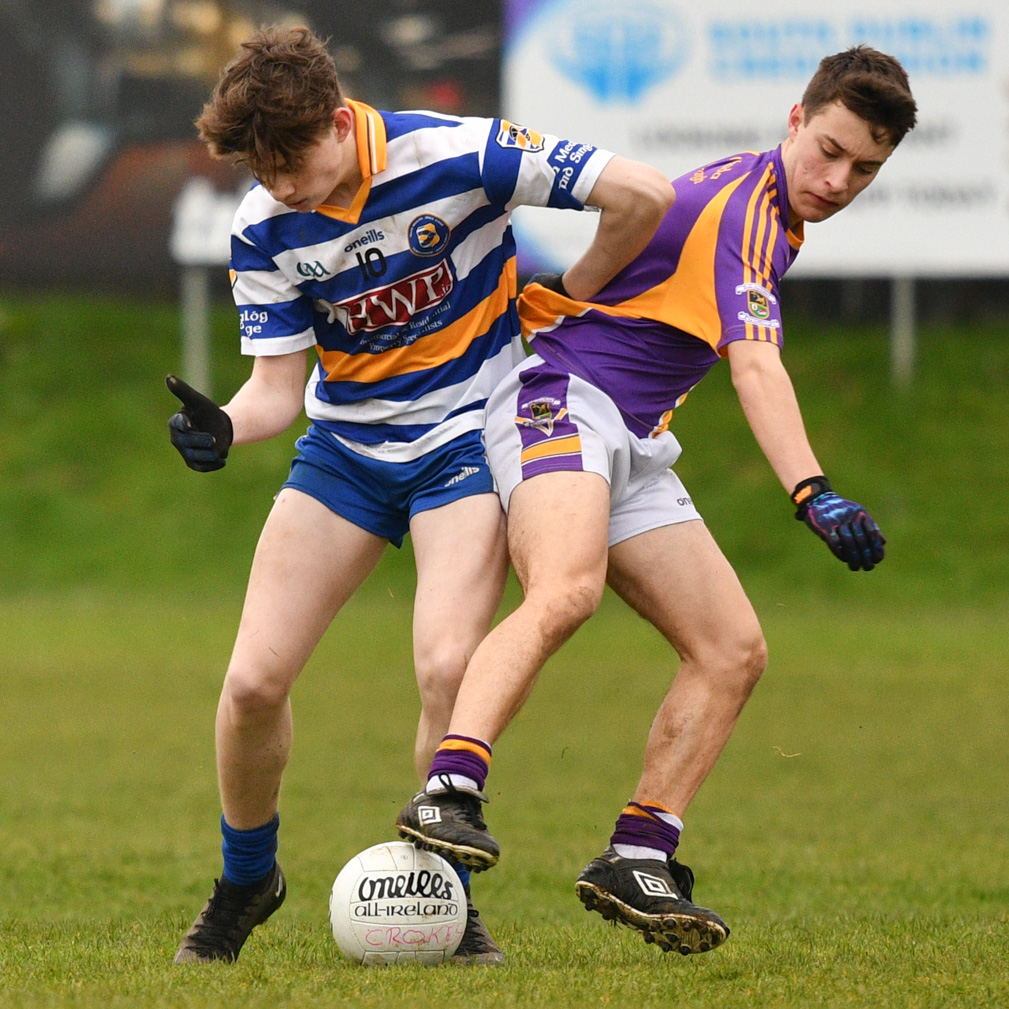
xmin=520 ymin=433 xmax=582 ymax=464
xmin=318 ymin=257 xmax=517 ymax=385
xmin=741 ymin=165 xmax=779 ymax=343
xmin=314 ymin=99 xmax=388 ymax=225
xmin=521 ymin=168 xmax=797 ymax=354
xmin=605 ymin=173 xmax=752 ymax=351
xmin=517 ymin=284 xmax=588 ymax=337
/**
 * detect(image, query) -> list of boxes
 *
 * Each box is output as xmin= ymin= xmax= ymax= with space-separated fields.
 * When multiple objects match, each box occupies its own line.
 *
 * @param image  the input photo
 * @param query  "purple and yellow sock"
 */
xmin=610 ymin=800 xmax=682 ymax=857
xmin=425 ymin=734 xmax=492 ymax=793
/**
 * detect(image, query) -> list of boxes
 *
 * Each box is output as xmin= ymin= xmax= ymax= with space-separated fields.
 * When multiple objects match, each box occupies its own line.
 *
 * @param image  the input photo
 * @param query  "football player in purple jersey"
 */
xmin=396 ymin=46 xmax=917 ymax=955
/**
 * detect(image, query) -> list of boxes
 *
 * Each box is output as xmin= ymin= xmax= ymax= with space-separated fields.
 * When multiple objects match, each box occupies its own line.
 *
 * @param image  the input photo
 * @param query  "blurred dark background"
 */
xmin=0 ymin=0 xmax=500 ymax=292
xmin=1 ymin=0 xmax=1007 ymax=322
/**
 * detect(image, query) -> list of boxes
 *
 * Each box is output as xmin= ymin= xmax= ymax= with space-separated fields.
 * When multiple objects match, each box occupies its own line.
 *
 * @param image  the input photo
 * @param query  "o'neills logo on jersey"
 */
xmin=330 ymin=260 xmax=453 ymax=335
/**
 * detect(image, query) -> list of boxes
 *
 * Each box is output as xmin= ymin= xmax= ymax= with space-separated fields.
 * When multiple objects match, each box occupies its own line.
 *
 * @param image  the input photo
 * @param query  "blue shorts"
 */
xmin=282 ymin=426 xmax=495 ymax=548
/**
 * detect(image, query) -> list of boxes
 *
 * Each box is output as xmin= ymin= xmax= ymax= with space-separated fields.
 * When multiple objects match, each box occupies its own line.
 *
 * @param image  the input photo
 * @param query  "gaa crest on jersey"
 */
xmin=496 ymin=120 xmax=545 ymax=153
xmin=408 ymin=214 xmax=451 ymax=256
xmin=297 ymin=259 xmax=331 ymax=280
xmin=516 ymin=397 xmax=568 ymax=437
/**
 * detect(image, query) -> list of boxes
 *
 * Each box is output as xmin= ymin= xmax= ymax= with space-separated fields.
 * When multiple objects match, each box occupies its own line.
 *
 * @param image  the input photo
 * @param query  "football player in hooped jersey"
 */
xmin=166 ymin=26 xmax=673 ymax=966
xmin=396 ymin=48 xmax=917 ymax=953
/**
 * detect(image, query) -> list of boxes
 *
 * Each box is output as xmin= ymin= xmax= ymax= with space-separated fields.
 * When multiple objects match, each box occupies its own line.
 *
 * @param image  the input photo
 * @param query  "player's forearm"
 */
xmin=224 ymin=351 xmax=308 ymax=445
xmin=729 ymin=345 xmax=822 ymax=492
xmin=562 ymin=156 xmax=674 ymax=302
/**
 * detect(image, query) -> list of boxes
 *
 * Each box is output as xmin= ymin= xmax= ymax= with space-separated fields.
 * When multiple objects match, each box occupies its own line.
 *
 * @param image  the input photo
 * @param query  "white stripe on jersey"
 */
xmin=379 ymin=115 xmax=489 ymax=185
xmin=234 ymin=268 xmax=299 ymax=307
xmin=329 ymin=412 xmax=485 ymax=463
xmin=508 ymin=143 xmax=612 ymax=210
xmin=305 ymin=339 xmax=522 ymax=436
xmin=240 ymin=329 xmax=316 ymax=357
xmin=450 ymin=217 xmax=511 ymax=283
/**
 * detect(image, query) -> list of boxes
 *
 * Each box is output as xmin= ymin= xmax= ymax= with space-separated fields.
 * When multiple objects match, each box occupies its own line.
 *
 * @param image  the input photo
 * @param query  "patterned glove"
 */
xmin=792 ymin=476 xmax=886 ymax=572
xmin=166 ymin=374 xmax=233 ymax=473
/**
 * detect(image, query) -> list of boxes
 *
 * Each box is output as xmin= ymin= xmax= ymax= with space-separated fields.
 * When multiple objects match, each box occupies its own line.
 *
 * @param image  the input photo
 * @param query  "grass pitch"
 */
xmin=0 ymin=592 xmax=1006 ymax=1008
xmin=0 ymin=293 xmax=1007 ymax=1006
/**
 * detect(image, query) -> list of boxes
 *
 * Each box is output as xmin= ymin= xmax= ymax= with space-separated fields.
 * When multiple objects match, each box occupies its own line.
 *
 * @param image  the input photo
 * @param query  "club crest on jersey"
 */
xmin=747 ymin=291 xmax=770 ymax=319
xmin=496 ymin=120 xmax=545 ymax=153
xmin=734 ymin=282 xmax=777 ymax=321
xmin=320 ymin=259 xmax=454 ymax=336
xmin=408 ymin=214 xmax=451 ymax=256
xmin=516 ymin=397 xmax=568 ymax=437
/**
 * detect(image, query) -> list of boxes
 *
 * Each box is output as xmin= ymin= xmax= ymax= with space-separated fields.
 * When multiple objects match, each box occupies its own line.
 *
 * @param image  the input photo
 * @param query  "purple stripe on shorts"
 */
xmin=515 ymin=366 xmax=584 ymax=481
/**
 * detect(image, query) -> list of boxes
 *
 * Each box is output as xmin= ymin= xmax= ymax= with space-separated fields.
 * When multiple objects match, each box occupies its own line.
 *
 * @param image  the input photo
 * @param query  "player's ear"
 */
xmin=786 ymin=103 xmax=804 ymax=140
xmin=333 ymin=105 xmax=354 ymax=142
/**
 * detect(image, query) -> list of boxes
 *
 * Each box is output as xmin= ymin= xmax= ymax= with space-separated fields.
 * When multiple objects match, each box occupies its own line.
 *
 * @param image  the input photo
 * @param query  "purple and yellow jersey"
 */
xmin=519 ymin=146 xmax=803 ymax=439
xmin=229 ymin=100 xmax=613 ymax=461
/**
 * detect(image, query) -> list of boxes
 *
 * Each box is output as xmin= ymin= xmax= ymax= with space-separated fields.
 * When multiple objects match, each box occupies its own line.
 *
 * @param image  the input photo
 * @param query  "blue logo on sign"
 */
xmin=550 ymin=3 xmax=689 ymax=103
xmin=408 ymin=214 xmax=451 ymax=256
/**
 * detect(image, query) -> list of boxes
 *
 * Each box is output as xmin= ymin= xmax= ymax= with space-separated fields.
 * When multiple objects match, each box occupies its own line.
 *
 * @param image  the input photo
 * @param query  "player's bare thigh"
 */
xmin=607 ymin=519 xmax=764 ymax=664
xmin=228 ymin=488 xmax=388 ymax=694
xmin=507 ymin=471 xmax=611 ymax=600
xmin=409 ymin=492 xmax=509 ymax=666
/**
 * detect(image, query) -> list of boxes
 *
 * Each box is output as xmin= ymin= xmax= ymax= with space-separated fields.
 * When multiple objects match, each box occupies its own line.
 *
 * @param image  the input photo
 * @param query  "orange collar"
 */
xmin=316 ymin=99 xmax=387 ymax=223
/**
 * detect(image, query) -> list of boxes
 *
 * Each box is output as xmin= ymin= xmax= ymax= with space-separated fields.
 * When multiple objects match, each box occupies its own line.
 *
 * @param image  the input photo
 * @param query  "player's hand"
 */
xmin=792 ymin=477 xmax=885 ymax=572
xmin=525 ymin=272 xmax=570 ymax=297
xmin=165 ymin=374 xmax=233 ymax=472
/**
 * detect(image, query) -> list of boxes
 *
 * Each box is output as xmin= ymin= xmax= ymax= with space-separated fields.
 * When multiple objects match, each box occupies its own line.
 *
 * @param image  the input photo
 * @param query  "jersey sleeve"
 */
xmin=712 ymin=179 xmax=786 ymax=352
xmin=478 ymin=119 xmax=614 ymax=212
xmin=229 ymin=200 xmax=317 ymax=357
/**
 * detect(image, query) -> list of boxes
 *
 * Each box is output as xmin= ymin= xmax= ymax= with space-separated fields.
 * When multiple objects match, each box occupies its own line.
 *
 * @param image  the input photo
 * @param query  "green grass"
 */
xmin=0 ymin=293 xmax=1007 ymax=1006
xmin=0 ymin=594 xmax=1006 ymax=1007
xmin=1 ymin=292 xmax=1008 ymax=605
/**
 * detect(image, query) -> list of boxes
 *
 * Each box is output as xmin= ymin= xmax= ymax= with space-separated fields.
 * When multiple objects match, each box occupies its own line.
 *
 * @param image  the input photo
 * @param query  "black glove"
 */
xmin=526 ymin=272 xmax=571 ymax=297
xmin=792 ymin=476 xmax=886 ymax=572
xmin=166 ymin=374 xmax=233 ymax=472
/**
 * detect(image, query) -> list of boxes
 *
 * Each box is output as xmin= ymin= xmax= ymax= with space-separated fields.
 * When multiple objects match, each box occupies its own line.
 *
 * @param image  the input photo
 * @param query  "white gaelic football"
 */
xmin=329 ymin=841 xmax=466 ymax=965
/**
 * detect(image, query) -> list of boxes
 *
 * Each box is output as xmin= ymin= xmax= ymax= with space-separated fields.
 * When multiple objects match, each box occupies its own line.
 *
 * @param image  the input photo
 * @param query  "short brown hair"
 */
xmin=196 ymin=25 xmax=344 ymax=182
xmin=801 ymin=45 xmax=917 ymax=147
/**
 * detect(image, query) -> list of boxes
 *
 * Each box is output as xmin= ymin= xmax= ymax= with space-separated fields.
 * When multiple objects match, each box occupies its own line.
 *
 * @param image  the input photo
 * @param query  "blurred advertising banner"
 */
xmin=504 ymin=0 xmax=1009 ymax=277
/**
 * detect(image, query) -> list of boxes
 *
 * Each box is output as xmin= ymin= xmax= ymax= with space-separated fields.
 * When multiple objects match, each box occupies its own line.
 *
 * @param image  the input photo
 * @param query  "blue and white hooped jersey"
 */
xmin=230 ymin=99 xmax=613 ymax=461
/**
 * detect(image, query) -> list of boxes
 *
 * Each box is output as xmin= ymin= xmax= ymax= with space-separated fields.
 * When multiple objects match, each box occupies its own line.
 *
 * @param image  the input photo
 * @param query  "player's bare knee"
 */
xmin=739 ymin=629 xmax=768 ymax=691
xmin=530 ymin=578 xmax=604 ymax=648
xmin=414 ymin=645 xmax=467 ymax=707
xmin=689 ymin=623 xmax=766 ymax=696
xmin=222 ymin=667 xmax=290 ymax=718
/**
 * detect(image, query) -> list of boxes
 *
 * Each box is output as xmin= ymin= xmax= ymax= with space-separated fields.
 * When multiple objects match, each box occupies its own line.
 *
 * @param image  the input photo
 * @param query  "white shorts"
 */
xmin=484 ymin=355 xmax=702 ymax=547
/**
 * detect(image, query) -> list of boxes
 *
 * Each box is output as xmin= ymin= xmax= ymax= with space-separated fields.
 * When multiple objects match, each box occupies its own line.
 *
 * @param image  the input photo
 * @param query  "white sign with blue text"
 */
xmin=504 ymin=0 xmax=1009 ymax=277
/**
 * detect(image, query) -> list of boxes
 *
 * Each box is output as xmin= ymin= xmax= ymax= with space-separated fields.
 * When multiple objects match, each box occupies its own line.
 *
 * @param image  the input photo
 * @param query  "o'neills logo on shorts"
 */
xmin=327 ymin=261 xmax=453 ymax=335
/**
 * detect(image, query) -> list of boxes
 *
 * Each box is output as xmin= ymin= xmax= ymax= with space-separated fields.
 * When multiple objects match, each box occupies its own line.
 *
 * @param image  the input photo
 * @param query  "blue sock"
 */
xmin=451 ymin=860 xmax=471 ymax=895
xmin=221 ymin=813 xmax=279 ymax=886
